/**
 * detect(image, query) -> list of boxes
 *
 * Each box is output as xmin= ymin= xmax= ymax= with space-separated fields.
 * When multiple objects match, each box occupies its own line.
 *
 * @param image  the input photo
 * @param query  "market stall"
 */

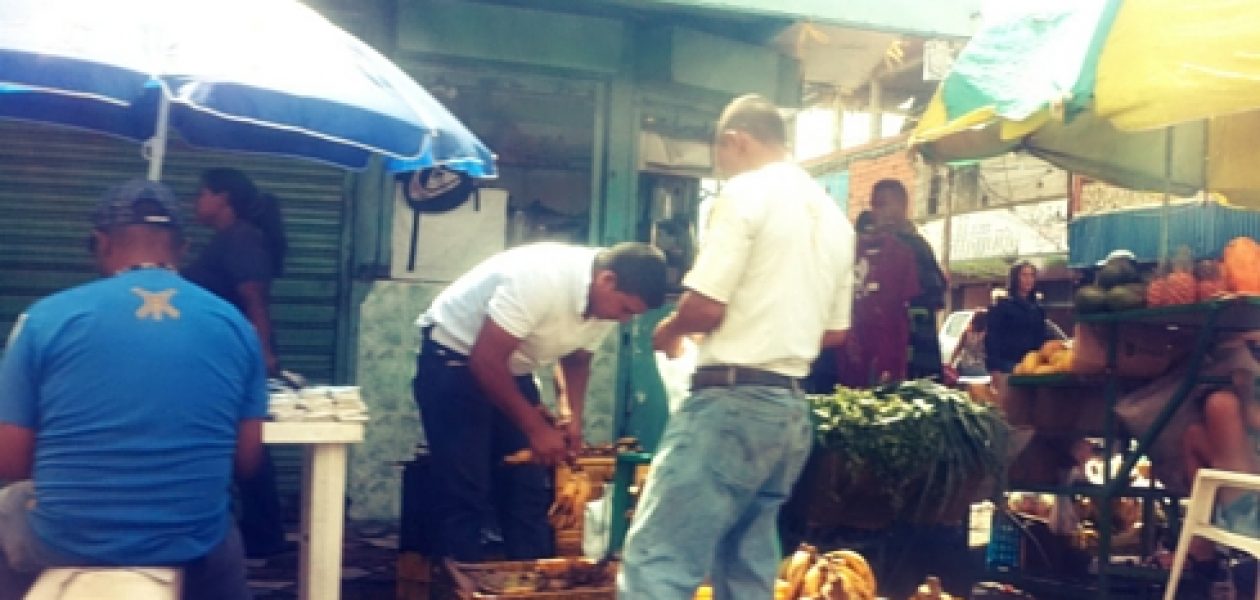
xmin=909 ymin=0 xmax=1260 ymax=596
xmin=1001 ymin=294 xmax=1260 ymax=598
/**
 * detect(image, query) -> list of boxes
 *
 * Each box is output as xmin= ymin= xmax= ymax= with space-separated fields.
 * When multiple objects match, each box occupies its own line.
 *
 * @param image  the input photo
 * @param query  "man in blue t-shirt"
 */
xmin=0 ymin=179 xmax=268 ymax=600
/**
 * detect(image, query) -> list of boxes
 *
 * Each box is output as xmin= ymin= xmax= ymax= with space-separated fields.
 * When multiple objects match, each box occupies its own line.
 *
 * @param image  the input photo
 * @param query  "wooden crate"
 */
xmin=574 ymin=456 xmax=615 ymax=485
xmin=397 ymin=552 xmax=434 ymax=600
xmin=555 ymin=458 xmax=616 ymax=501
xmin=552 ymin=457 xmax=618 ymax=557
xmin=554 ymin=529 xmax=582 ymax=557
xmin=440 ymin=559 xmax=615 ymax=600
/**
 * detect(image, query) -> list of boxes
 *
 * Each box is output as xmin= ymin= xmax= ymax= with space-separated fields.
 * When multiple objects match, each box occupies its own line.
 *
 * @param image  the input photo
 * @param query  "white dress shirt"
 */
xmin=417 ymin=243 xmax=617 ymax=375
xmin=683 ymin=161 xmax=855 ymax=378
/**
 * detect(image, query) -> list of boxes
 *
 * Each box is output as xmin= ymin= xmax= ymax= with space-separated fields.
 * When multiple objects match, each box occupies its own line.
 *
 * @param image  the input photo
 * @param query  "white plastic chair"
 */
xmin=1165 ymin=468 xmax=1260 ymax=600
xmin=25 ymin=567 xmax=181 ymax=600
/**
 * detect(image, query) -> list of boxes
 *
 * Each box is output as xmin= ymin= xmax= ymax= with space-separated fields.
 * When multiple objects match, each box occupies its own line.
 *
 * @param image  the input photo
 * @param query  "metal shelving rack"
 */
xmin=1000 ymin=296 xmax=1260 ymax=598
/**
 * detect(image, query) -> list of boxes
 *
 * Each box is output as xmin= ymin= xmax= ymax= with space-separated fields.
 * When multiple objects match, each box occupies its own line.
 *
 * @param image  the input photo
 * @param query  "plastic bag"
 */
xmin=582 ymin=483 xmax=613 ymax=559
xmin=655 ymin=337 xmax=698 ymax=414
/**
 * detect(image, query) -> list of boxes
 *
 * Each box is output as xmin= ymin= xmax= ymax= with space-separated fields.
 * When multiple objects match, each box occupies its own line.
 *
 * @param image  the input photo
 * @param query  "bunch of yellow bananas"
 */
xmin=548 ymin=465 xmax=593 ymax=530
xmin=775 ymin=544 xmax=876 ymax=600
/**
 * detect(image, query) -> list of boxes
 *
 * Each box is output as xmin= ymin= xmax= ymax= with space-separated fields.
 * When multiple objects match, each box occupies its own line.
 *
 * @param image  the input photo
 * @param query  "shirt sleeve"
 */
xmin=0 ymin=313 xmax=40 ymax=428
xmin=682 ymin=186 xmax=761 ymax=303
xmin=582 ymin=323 xmax=617 ymax=353
xmin=984 ymin=302 xmax=1016 ymax=371
xmin=901 ymin=243 xmax=922 ymax=302
xmin=238 ymin=322 xmax=270 ymax=420
xmin=901 ymin=231 xmax=946 ymax=308
xmin=826 ymin=225 xmax=856 ymax=331
xmin=486 ymin=272 xmax=546 ymax=340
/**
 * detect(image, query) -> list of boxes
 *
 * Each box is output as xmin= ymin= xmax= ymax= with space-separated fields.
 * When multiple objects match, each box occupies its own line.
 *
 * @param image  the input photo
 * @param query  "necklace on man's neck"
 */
xmin=114 ymin=263 xmax=175 ymax=276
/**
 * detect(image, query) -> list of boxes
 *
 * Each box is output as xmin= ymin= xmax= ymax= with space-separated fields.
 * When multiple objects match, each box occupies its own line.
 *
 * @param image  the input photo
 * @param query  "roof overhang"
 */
xmin=633 ymin=0 xmax=982 ymax=39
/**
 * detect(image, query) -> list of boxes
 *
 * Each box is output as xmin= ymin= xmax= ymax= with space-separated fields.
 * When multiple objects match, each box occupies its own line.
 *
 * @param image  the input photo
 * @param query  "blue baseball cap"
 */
xmin=92 ymin=179 xmax=182 ymax=231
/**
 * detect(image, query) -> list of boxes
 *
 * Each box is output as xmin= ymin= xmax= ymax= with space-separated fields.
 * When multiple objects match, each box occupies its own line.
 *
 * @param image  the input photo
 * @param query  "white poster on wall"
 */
xmin=920 ymin=198 xmax=1069 ymax=262
xmin=391 ymin=186 xmax=508 ymax=282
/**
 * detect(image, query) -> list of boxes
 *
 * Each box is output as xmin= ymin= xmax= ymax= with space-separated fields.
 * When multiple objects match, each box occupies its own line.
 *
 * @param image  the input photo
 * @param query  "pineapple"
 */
xmin=1196 ymin=259 xmax=1227 ymax=301
xmin=1165 ymin=247 xmax=1197 ymax=305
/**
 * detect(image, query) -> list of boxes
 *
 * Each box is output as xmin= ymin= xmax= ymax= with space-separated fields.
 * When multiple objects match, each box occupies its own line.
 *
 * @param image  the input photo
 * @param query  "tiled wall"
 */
xmin=347 ymin=280 xmax=436 ymax=521
xmin=347 ymin=279 xmax=620 ymax=521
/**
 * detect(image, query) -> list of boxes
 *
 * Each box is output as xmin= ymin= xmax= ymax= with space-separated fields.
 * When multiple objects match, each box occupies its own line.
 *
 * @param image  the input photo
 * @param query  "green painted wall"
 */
xmin=396 ymin=1 xmax=625 ymax=74
xmin=638 ymin=26 xmax=798 ymax=102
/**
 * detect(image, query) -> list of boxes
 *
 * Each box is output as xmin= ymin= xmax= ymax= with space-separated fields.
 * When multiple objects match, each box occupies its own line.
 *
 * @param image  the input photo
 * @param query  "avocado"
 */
xmin=1074 ymin=285 xmax=1110 ymax=314
xmin=1096 ymin=258 xmax=1142 ymax=289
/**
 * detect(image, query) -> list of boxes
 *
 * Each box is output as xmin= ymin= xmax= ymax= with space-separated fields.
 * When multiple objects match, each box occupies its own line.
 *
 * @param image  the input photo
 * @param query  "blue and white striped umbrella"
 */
xmin=0 ymin=0 xmax=496 ymax=179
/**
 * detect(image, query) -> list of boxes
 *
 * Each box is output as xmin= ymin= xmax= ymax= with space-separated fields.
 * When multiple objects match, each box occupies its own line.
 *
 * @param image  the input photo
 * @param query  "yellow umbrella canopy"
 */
xmin=912 ymin=0 xmax=1260 ymax=207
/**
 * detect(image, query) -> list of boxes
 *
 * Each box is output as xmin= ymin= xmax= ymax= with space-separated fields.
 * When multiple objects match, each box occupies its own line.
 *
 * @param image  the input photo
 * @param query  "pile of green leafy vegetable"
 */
xmin=809 ymin=380 xmax=1011 ymax=523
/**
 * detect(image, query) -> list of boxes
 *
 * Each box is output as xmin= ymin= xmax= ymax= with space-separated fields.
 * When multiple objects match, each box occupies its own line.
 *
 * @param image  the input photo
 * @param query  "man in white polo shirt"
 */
xmin=413 ymin=241 xmax=666 ymax=561
xmin=619 ymin=95 xmax=854 ymax=599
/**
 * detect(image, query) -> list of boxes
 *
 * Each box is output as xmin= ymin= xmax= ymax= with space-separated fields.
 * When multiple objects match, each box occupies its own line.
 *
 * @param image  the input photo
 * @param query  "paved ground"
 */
xmin=247 ymin=521 xmax=399 ymax=600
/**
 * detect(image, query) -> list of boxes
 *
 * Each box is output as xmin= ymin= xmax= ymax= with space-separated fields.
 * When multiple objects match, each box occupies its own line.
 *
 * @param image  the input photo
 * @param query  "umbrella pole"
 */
xmin=1159 ymin=126 xmax=1173 ymax=263
xmin=144 ymin=92 xmax=172 ymax=181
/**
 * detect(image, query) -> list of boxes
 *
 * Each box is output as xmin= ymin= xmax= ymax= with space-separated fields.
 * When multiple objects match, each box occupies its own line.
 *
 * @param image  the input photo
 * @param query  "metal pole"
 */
xmin=832 ymin=89 xmax=845 ymax=153
xmin=145 ymin=90 xmax=172 ymax=181
xmin=941 ymin=168 xmax=954 ymax=312
xmin=868 ymin=79 xmax=883 ymax=142
xmin=1159 ymin=126 xmax=1173 ymax=262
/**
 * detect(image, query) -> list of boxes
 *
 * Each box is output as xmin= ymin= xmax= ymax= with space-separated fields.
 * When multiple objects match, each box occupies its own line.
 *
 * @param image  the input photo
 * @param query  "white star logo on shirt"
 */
xmin=132 ymin=288 xmax=181 ymax=321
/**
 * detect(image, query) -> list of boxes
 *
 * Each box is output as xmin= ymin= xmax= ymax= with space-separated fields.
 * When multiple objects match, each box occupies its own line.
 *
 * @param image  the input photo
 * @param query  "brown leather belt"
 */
xmin=691 ymin=366 xmax=800 ymax=391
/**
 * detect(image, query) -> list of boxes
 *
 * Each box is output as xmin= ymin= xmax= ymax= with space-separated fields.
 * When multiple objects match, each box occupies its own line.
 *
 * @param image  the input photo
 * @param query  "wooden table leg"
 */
xmin=298 ymin=445 xmax=314 ymax=600
xmin=299 ymin=443 xmax=348 ymax=600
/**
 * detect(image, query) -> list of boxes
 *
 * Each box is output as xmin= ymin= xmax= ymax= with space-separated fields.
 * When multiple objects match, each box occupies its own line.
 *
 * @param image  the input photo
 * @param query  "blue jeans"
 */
xmin=618 ymin=385 xmax=813 ymax=600
xmin=0 ymin=481 xmax=251 ymax=600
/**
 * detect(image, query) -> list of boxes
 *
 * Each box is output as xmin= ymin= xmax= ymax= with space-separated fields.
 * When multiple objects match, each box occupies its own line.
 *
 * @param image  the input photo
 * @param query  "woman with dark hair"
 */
xmin=183 ymin=167 xmax=290 ymax=559
xmin=985 ymin=262 xmax=1049 ymax=395
xmin=184 ymin=167 xmax=286 ymax=374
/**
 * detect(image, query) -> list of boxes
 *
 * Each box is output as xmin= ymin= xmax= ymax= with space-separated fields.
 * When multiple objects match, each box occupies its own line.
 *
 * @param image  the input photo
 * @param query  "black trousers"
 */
xmin=908 ymin=309 xmax=945 ymax=381
xmin=236 ymin=448 xmax=287 ymax=557
xmin=412 ymin=337 xmax=553 ymax=561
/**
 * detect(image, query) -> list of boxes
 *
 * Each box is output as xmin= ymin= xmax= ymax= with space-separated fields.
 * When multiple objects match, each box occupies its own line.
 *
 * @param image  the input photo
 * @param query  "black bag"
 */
xmin=397 ymin=167 xmax=480 ymax=272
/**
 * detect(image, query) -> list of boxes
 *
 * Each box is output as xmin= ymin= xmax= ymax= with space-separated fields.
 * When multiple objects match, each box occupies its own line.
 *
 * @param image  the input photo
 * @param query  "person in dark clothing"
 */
xmin=985 ymin=261 xmax=1049 ymax=396
xmin=184 ymin=168 xmax=286 ymax=376
xmin=183 ymin=168 xmax=290 ymax=560
xmin=834 ymin=210 xmax=920 ymax=387
xmin=870 ymin=178 xmax=948 ymax=380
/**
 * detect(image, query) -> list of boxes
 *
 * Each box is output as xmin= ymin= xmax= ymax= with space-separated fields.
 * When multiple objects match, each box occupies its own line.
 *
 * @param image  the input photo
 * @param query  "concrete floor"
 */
xmin=247 ymin=521 xmax=399 ymax=600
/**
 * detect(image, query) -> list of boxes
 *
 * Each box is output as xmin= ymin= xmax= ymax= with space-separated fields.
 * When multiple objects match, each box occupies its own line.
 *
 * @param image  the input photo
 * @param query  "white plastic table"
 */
xmin=262 ymin=421 xmax=364 ymax=600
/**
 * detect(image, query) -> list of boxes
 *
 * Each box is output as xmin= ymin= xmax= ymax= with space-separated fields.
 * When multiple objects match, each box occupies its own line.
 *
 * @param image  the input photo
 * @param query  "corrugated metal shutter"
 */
xmin=0 ymin=119 xmax=350 ymax=517
xmin=1069 ymin=201 xmax=1260 ymax=267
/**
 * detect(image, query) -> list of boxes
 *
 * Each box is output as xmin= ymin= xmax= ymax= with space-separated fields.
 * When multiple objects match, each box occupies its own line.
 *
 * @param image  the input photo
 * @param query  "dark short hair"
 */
xmin=871 ymin=179 xmax=908 ymax=205
xmin=717 ymin=94 xmax=786 ymax=146
xmin=594 ymin=243 xmax=668 ymax=309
